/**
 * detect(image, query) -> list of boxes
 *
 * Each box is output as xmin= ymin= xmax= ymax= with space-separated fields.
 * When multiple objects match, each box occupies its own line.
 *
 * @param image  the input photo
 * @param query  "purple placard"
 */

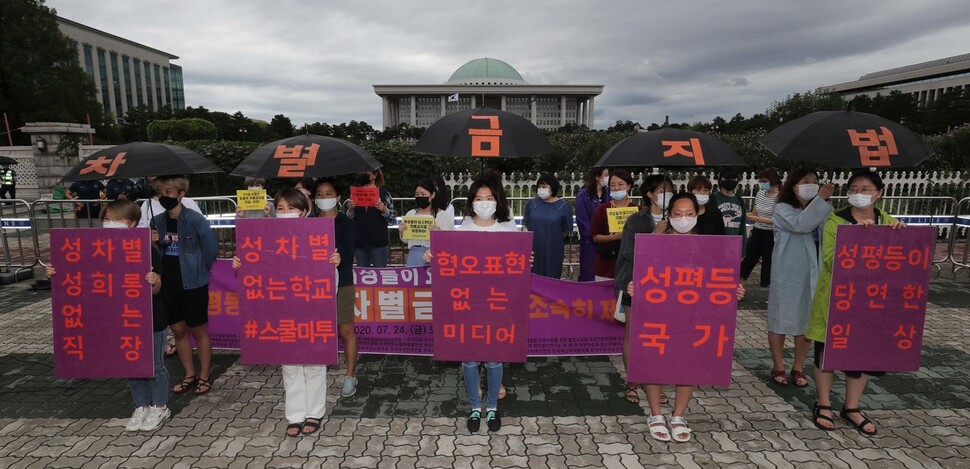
xmin=527 ymin=277 xmax=624 ymax=356
xmin=207 ymin=260 xmax=241 ymax=349
xmin=628 ymin=234 xmax=741 ymax=387
xmin=822 ymin=225 xmax=935 ymax=372
xmin=431 ymin=230 xmax=533 ymax=363
xmin=51 ymin=228 xmax=153 ymax=378
xmin=236 ymin=217 xmax=338 ymax=365
xmin=352 ymin=266 xmax=434 ymax=354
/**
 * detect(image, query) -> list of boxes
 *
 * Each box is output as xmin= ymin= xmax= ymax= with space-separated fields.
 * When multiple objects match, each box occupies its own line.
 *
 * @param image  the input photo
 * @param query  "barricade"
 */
xmin=952 ymin=197 xmax=970 ymax=275
xmin=31 ymin=199 xmax=106 ymax=266
xmin=0 ymin=199 xmax=39 ymax=274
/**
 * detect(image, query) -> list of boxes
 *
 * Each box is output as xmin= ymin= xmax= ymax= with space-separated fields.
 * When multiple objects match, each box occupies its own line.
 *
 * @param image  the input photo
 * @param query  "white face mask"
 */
xmin=694 ymin=194 xmax=710 ymax=205
xmin=609 ymin=190 xmax=627 ymax=201
xmin=796 ymin=184 xmax=820 ymax=200
xmin=277 ymin=212 xmax=301 ymax=219
xmin=653 ymin=192 xmax=674 ymax=209
xmin=473 ymin=200 xmax=497 ymax=220
xmin=537 ymin=188 xmax=551 ymax=200
xmin=103 ymin=221 xmax=129 ymax=229
xmin=847 ymin=193 xmax=874 ymax=209
xmin=315 ymin=198 xmax=338 ymax=211
xmin=600 ymin=177 xmax=609 ymax=188
xmin=669 ymin=216 xmax=698 ymax=233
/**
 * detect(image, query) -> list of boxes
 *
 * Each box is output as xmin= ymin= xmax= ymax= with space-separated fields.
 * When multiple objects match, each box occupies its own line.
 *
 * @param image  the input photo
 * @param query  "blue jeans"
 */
xmin=406 ymin=246 xmax=429 ymax=267
xmin=463 ymin=361 xmax=502 ymax=410
xmin=128 ymin=330 xmax=170 ymax=407
xmin=355 ymin=246 xmax=389 ymax=267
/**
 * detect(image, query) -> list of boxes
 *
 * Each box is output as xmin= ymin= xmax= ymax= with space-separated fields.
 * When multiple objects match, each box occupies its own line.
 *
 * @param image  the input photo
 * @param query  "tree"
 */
xmin=266 ymin=113 xmax=295 ymax=140
xmin=146 ymin=118 xmax=218 ymax=141
xmin=0 ymin=0 xmax=103 ymax=144
xmin=766 ymin=91 xmax=845 ymax=129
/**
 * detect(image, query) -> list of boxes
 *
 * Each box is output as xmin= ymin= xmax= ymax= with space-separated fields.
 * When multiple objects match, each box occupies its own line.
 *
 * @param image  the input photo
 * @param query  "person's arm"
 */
xmin=590 ymin=205 xmax=618 ymax=243
xmin=772 ymin=198 xmax=833 ymax=234
xmin=575 ymin=192 xmax=593 ymax=238
xmin=522 ymin=200 xmax=532 ymax=231
xmin=562 ymin=203 xmax=574 ymax=238
xmin=196 ymin=215 xmax=219 ymax=267
xmin=380 ymin=189 xmax=396 ymax=221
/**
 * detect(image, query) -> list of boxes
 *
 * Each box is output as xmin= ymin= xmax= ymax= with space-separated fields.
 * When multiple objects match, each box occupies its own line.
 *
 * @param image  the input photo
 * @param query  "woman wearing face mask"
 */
xmin=523 ymin=173 xmax=574 ymax=279
xmin=806 ymin=171 xmax=903 ymax=435
xmin=430 ymin=176 xmax=456 ymax=229
xmin=589 ymin=169 xmax=638 ymax=281
xmin=236 ymin=177 xmax=277 ymax=219
xmin=312 ymin=178 xmax=361 ymax=400
xmin=741 ymin=169 xmax=782 ymax=288
xmin=346 ymin=168 xmax=395 ymax=267
xmin=686 ymin=175 xmax=726 ymax=235
xmin=233 ymin=188 xmax=342 ymax=437
xmin=627 ymin=193 xmax=745 ymax=442
xmin=575 ymin=167 xmax=610 ymax=281
xmin=399 ymin=178 xmax=453 ymax=266
xmin=48 ymin=200 xmax=172 ymax=432
xmin=767 ymin=168 xmax=835 ymax=388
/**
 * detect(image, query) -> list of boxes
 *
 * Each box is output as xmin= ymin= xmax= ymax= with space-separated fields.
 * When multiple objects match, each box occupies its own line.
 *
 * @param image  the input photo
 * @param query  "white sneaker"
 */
xmin=140 ymin=406 xmax=171 ymax=431
xmin=126 ymin=407 xmax=149 ymax=432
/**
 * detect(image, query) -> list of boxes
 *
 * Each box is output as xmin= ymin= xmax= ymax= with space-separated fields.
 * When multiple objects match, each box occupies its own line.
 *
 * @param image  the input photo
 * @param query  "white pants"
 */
xmin=282 ymin=365 xmax=328 ymax=424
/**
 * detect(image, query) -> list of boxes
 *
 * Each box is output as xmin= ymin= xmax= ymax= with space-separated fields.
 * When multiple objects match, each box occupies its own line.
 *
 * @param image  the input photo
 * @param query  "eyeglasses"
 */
xmin=847 ymin=187 xmax=879 ymax=195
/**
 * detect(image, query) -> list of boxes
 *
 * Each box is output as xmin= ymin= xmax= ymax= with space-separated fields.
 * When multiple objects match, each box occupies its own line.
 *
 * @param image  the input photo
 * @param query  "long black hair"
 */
xmin=777 ymin=167 xmax=819 ymax=208
xmin=463 ymin=174 xmax=511 ymax=223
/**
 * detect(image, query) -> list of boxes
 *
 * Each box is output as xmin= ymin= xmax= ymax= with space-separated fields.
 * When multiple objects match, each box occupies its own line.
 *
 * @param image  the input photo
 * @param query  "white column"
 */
xmin=382 ymin=96 xmax=390 ymax=129
xmin=410 ymin=95 xmax=416 ymax=126
xmin=560 ymin=96 xmax=567 ymax=127
xmin=588 ymin=97 xmax=595 ymax=129
xmin=440 ymin=95 xmax=446 ymax=117
xmin=530 ymin=98 xmax=537 ymax=124
xmin=578 ymin=100 xmax=585 ymax=126
xmin=501 ymin=95 xmax=507 ymax=111
xmin=471 ymin=94 xmax=476 ymax=109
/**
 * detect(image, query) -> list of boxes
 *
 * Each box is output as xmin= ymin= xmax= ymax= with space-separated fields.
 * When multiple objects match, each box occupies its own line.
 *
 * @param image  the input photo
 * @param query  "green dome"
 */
xmin=446 ymin=58 xmax=525 ymax=85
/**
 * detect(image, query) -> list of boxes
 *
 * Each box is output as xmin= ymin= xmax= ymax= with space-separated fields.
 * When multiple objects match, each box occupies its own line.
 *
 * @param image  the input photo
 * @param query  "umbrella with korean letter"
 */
xmin=413 ymin=107 xmax=555 ymax=159
xmin=230 ymin=134 xmax=381 ymax=178
xmin=594 ymin=127 xmax=745 ymax=168
xmin=60 ymin=142 xmax=223 ymax=182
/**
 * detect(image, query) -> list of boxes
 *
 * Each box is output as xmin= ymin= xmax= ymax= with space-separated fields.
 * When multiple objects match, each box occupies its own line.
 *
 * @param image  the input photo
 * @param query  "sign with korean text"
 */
xmin=528 ymin=277 xmax=624 ymax=355
xmin=51 ymin=228 xmax=153 ymax=378
xmin=629 ymin=234 xmax=741 ymax=386
xmin=822 ymin=225 xmax=935 ymax=372
xmin=236 ymin=189 xmax=267 ymax=211
xmin=350 ymin=187 xmax=380 ymax=207
xmin=236 ymin=217 xmax=338 ymax=365
xmin=401 ymin=216 xmax=435 ymax=241
xmin=606 ymin=207 xmax=638 ymax=233
xmin=207 ymin=260 xmax=240 ymax=349
xmin=431 ymin=231 xmax=533 ymax=362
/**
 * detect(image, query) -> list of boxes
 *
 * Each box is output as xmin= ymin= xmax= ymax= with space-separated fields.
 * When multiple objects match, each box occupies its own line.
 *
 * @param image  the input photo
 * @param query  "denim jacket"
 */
xmin=153 ymin=207 xmax=218 ymax=289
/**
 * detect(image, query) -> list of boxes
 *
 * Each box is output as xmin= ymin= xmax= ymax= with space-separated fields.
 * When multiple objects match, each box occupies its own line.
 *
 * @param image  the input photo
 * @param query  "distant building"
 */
xmin=818 ymin=53 xmax=970 ymax=107
xmin=57 ymin=17 xmax=185 ymax=122
xmin=373 ymin=58 xmax=604 ymax=130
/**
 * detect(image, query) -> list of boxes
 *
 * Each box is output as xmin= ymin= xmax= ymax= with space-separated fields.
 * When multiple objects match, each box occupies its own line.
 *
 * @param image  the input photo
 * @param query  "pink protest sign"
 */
xmin=236 ymin=217 xmax=338 ymax=365
xmin=822 ymin=225 xmax=935 ymax=372
xmin=350 ymin=187 xmax=379 ymax=207
xmin=628 ymin=234 xmax=741 ymax=387
xmin=207 ymin=259 xmax=241 ymax=349
xmin=431 ymin=230 xmax=533 ymax=363
xmin=51 ymin=228 xmax=154 ymax=378
xmin=527 ymin=277 xmax=623 ymax=356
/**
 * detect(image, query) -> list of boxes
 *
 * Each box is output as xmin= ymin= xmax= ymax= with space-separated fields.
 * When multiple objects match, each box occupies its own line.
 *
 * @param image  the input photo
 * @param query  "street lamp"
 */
xmin=35 ymin=136 xmax=47 ymax=153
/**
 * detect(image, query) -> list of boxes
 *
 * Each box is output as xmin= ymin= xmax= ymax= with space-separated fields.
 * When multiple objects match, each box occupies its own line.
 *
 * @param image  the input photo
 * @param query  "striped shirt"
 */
xmin=753 ymin=190 xmax=777 ymax=231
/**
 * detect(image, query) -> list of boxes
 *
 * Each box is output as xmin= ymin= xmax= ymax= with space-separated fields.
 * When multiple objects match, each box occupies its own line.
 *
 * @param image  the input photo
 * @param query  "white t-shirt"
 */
xmin=403 ymin=208 xmax=454 ymax=248
xmin=459 ymin=217 xmax=518 ymax=232
xmin=137 ymin=197 xmax=202 ymax=228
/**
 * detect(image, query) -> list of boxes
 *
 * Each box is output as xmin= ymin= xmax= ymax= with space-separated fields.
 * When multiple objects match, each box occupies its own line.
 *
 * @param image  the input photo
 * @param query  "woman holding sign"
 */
xmin=806 ymin=171 xmax=902 ymax=435
xmin=523 ymin=173 xmax=574 ymax=279
xmin=767 ymin=168 xmax=835 ymax=388
xmin=346 ymin=168 xmax=395 ymax=267
xmin=233 ymin=188 xmax=343 ymax=437
xmin=589 ymin=169 xmax=639 ymax=281
xmin=400 ymin=178 xmax=453 ymax=266
xmin=627 ymin=193 xmax=745 ymax=442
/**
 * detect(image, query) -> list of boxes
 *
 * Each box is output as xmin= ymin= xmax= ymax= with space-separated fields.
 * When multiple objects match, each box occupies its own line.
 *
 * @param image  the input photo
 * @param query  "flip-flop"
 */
xmin=285 ymin=423 xmax=302 ymax=437
xmin=791 ymin=369 xmax=809 ymax=387
xmin=771 ymin=369 xmax=788 ymax=385
xmin=302 ymin=418 xmax=321 ymax=435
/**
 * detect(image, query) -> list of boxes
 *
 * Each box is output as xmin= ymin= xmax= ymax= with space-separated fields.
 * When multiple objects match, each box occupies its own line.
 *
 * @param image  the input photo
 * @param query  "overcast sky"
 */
xmin=49 ymin=0 xmax=970 ymax=129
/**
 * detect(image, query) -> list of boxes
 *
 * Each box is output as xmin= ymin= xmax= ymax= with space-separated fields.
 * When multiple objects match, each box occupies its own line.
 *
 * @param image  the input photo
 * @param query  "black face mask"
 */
xmin=720 ymin=180 xmax=739 ymax=191
xmin=357 ymin=174 xmax=371 ymax=186
xmin=159 ymin=196 xmax=179 ymax=211
xmin=415 ymin=196 xmax=431 ymax=209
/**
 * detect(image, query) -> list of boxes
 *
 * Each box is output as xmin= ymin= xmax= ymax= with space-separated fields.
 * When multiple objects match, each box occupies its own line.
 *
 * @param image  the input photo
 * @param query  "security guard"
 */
xmin=106 ymin=177 xmax=138 ymax=200
xmin=66 ymin=179 xmax=105 ymax=218
xmin=0 ymin=165 xmax=15 ymax=199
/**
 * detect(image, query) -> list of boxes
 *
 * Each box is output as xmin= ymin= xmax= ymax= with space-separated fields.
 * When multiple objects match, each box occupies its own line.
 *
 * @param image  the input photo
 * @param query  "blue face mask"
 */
xmin=759 ymin=182 xmax=771 ymax=191
xmin=609 ymin=190 xmax=627 ymax=201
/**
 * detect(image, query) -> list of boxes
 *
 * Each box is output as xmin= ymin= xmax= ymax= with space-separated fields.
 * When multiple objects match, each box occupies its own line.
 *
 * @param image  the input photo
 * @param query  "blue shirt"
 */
xmin=523 ymin=197 xmax=573 ymax=278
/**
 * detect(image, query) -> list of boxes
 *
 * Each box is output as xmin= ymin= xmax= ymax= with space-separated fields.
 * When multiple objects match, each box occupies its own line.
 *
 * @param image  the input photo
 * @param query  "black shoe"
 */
xmin=486 ymin=410 xmax=501 ymax=432
xmin=466 ymin=410 xmax=481 ymax=433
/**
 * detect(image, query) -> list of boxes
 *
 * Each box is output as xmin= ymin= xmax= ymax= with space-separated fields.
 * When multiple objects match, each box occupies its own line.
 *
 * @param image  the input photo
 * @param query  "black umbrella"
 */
xmin=413 ymin=107 xmax=555 ymax=159
xmin=595 ymin=128 xmax=745 ymax=167
xmin=0 ymin=156 xmax=17 ymax=166
xmin=230 ymin=134 xmax=381 ymax=178
xmin=759 ymin=110 xmax=933 ymax=168
xmin=61 ymin=142 xmax=223 ymax=182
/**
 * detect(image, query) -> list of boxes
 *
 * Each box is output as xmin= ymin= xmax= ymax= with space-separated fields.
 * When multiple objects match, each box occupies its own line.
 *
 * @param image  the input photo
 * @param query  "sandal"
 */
xmin=647 ymin=415 xmax=671 ymax=442
xmin=658 ymin=390 xmax=669 ymax=405
xmin=285 ymin=423 xmax=303 ymax=437
xmin=840 ymin=408 xmax=877 ymax=436
xmin=791 ymin=369 xmax=809 ymax=388
xmin=624 ymin=385 xmax=640 ymax=404
xmin=195 ymin=378 xmax=212 ymax=395
xmin=811 ymin=402 xmax=835 ymax=431
xmin=164 ymin=344 xmax=177 ymax=357
xmin=670 ymin=416 xmax=691 ymax=443
xmin=771 ymin=369 xmax=788 ymax=385
xmin=172 ymin=375 xmax=197 ymax=394
xmin=302 ymin=418 xmax=321 ymax=435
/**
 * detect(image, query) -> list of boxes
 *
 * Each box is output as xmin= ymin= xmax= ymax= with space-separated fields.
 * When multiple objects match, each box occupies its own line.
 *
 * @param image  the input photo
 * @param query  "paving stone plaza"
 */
xmin=1 ymin=277 xmax=969 ymax=468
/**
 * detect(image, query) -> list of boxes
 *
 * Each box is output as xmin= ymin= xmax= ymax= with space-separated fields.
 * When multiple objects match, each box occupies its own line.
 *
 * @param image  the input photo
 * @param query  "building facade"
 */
xmin=373 ymin=58 xmax=604 ymax=130
xmin=818 ymin=53 xmax=970 ymax=107
xmin=58 ymin=17 xmax=185 ymax=122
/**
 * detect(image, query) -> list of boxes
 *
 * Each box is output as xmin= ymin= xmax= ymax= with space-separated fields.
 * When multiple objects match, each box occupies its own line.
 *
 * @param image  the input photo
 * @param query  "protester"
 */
xmin=294 ymin=178 xmax=314 ymax=203
xmin=233 ymin=188 xmax=342 ymax=436
xmin=741 ymin=168 xmax=781 ymax=287
xmin=312 ymin=179 xmax=360 ymax=399
xmin=627 ymin=193 xmax=745 ymax=442
xmin=431 ymin=175 xmax=456 ymax=228
xmin=399 ymin=178 xmax=453 ymax=266
xmin=66 ymin=179 xmax=104 ymax=219
xmin=47 ymin=199 xmax=171 ymax=432
xmin=136 ymin=177 xmax=202 ymax=229
xmin=687 ymin=175 xmax=726 ymax=235
xmin=151 ymin=176 xmax=218 ymax=395
xmin=575 ymin=167 xmax=609 ymax=281
xmin=713 ymin=172 xmax=747 ymax=255
xmin=424 ymin=175 xmax=517 ymax=433
xmin=642 ymin=173 xmax=675 ymax=225
xmin=806 ymin=171 xmax=903 ymax=436
xmin=523 ymin=173 xmax=573 ymax=279
xmin=1 ymin=164 xmax=18 ymax=199
xmin=766 ymin=168 xmax=834 ymax=387
xmin=236 ymin=177 xmax=276 ymax=219
xmin=105 ymin=177 xmax=138 ymax=200
xmin=589 ymin=169 xmax=637 ymax=281
xmin=346 ymin=168 xmax=395 ymax=267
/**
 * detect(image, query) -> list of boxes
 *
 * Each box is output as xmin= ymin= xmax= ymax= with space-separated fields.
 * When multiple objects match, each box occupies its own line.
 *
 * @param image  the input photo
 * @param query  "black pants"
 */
xmin=740 ymin=228 xmax=774 ymax=287
xmin=0 ymin=185 xmax=14 ymax=199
